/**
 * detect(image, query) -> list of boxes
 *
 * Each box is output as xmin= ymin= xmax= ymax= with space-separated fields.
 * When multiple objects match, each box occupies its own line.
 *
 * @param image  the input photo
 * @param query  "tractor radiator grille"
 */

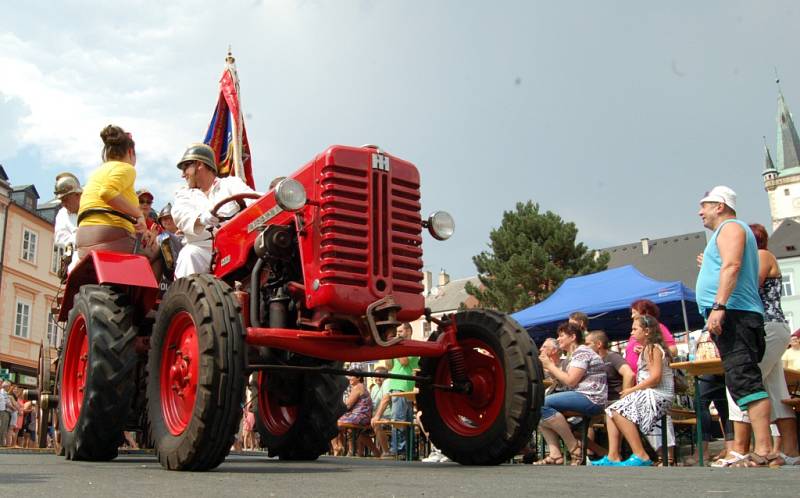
xmin=319 ymin=163 xmax=424 ymax=294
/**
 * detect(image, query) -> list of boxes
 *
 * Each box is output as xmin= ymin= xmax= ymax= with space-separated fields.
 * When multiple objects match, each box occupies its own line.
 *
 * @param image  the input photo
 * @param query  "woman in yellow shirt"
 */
xmin=76 ymin=125 xmax=147 ymax=260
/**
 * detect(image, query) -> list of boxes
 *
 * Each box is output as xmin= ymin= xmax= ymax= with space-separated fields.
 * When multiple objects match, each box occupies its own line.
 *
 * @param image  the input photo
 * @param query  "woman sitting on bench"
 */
xmin=536 ymin=321 xmax=608 ymax=465
xmin=331 ymin=375 xmax=378 ymax=456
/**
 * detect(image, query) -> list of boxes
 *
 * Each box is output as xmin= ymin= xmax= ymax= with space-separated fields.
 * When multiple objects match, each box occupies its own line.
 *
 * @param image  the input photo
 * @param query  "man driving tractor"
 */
xmin=172 ymin=143 xmax=258 ymax=277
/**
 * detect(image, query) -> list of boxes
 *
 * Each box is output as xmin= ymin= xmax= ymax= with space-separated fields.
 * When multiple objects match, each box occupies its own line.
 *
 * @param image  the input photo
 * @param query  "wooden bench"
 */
xmin=668 ymin=407 xmax=721 ymax=463
xmin=337 ymin=422 xmax=371 ymax=457
xmin=374 ymin=419 xmax=416 ymax=461
xmin=561 ymin=411 xmax=605 ymax=465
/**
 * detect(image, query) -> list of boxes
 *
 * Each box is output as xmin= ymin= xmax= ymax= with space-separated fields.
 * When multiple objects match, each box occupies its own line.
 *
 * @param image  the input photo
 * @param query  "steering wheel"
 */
xmin=210 ymin=192 xmax=262 ymax=222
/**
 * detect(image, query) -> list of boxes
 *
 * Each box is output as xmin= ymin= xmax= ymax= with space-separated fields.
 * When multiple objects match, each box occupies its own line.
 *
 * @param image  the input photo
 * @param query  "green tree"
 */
xmin=465 ymin=201 xmax=609 ymax=312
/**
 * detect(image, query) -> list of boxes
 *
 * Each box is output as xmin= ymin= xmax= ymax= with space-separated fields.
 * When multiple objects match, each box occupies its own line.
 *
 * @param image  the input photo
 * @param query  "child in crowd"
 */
xmin=591 ymin=314 xmax=674 ymax=466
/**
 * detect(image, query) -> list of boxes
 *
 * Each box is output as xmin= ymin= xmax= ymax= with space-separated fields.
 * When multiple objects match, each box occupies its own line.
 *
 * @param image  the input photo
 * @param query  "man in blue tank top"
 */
xmin=696 ymin=185 xmax=772 ymax=463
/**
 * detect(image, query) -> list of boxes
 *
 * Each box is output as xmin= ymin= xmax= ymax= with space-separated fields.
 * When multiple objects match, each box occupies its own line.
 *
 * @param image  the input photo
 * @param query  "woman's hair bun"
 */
xmin=100 ymin=124 xmax=127 ymax=147
xmin=99 ymin=124 xmax=134 ymax=161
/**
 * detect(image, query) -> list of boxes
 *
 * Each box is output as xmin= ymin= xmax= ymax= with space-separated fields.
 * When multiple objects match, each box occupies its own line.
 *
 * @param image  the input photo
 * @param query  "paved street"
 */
xmin=0 ymin=450 xmax=798 ymax=497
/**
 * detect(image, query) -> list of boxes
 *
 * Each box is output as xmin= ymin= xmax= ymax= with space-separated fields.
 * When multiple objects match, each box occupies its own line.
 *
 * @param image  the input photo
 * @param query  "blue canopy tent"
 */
xmin=511 ymin=265 xmax=705 ymax=344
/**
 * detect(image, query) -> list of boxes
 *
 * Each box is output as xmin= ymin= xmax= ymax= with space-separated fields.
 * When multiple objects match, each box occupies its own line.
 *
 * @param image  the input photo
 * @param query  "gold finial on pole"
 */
xmin=226 ymin=45 xmax=235 ymax=64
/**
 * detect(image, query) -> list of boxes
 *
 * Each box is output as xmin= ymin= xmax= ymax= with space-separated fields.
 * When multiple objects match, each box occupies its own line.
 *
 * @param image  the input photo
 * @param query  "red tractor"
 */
xmin=46 ymin=144 xmax=544 ymax=470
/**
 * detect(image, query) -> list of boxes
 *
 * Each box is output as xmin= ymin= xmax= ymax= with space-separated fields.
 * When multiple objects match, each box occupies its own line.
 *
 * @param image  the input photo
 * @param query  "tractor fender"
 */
xmin=57 ymin=250 xmax=159 ymax=322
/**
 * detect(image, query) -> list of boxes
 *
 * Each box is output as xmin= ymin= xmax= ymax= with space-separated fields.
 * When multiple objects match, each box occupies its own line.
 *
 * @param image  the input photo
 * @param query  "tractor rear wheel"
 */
xmin=147 ymin=274 xmax=245 ymax=471
xmin=417 ymin=309 xmax=544 ymax=465
xmin=254 ymin=362 xmax=346 ymax=460
xmin=58 ymin=285 xmax=138 ymax=461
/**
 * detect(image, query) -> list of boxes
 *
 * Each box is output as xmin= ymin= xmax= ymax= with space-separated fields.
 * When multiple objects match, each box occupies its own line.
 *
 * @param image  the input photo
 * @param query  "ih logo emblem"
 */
xmin=372 ymin=153 xmax=390 ymax=172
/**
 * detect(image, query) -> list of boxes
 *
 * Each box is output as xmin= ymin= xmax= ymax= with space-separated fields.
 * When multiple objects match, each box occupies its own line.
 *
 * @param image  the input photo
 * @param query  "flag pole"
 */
xmin=225 ymin=46 xmax=245 ymax=182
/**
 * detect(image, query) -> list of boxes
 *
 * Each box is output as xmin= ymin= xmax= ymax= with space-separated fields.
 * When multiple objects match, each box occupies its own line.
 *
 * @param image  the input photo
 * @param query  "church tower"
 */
xmin=764 ymin=86 xmax=800 ymax=231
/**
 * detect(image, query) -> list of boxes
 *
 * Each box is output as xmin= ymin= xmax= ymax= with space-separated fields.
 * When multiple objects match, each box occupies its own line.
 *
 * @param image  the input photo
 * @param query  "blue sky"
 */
xmin=0 ymin=1 xmax=796 ymax=278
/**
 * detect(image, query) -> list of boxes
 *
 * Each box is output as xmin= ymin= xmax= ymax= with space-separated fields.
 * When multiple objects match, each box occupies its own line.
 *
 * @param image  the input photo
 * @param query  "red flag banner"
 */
xmin=204 ymin=51 xmax=255 ymax=189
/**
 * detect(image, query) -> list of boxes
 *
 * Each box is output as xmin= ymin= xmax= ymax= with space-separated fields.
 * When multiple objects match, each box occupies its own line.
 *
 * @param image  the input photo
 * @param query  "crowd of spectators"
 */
xmin=529 ymin=220 xmax=800 ymax=468
xmin=0 ymin=380 xmax=39 ymax=449
xmin=532 ymin=304 xmax=800 ymax=466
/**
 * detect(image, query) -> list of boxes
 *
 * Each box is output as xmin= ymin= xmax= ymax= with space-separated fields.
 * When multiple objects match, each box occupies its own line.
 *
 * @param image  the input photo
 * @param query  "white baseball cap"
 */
xmin=700 ymin=185 xmax=736 ymax=211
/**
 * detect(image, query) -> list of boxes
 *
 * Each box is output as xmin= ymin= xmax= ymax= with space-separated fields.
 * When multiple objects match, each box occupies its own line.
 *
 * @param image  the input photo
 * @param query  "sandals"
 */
xmin=533 ymin=455 xmax=564 ymax=465
xmin=569 ymin=441 xmax=583 ymax=466
xmin=778 ymin=453 xmax=800 ymax=466
xmin=710 ymin=451 xmax=747 ymax=468
xmin=730 ymin=452 xmax=782 ymax=468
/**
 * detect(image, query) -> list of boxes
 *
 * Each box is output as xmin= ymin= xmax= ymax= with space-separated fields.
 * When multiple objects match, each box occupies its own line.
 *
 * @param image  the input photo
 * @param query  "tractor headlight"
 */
xmin=274 ymin=178 xmax=307 ymax=212
xmin=426 ymin=211 xmax=455 ymax=240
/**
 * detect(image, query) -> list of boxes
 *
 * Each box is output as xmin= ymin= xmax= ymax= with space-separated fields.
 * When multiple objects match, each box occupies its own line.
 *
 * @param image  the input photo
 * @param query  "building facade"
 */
xmin=410 ymin=269 xmax=480 ymax=339
xmin=0 ymin=184 xmax=61 ymax=387
xmin=769 ymin=219 xmax=800 ymax=331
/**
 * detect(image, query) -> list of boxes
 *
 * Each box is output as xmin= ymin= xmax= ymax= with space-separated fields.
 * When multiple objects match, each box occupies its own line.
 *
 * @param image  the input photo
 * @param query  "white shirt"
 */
xmin=54 ymin=207 xmax=78 ymax=247
xmin=172 ymin=176 xmax=258 ymax=246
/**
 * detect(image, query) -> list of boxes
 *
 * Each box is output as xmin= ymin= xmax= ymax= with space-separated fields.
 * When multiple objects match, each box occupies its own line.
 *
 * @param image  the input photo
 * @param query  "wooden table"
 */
xmin=669 ymin=359 xmax=724 ymax=467
xmin=670 ymin=358 xmax=800 ymax=466
xmin=671 ymin=358 xmax=800 ymax=390
xmin=389 ymin=390 xmax=417 ymax=402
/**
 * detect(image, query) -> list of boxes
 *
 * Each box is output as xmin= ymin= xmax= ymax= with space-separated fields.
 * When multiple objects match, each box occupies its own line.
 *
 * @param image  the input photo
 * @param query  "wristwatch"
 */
xmin=711 ymin=302 xmax=727 ymax=311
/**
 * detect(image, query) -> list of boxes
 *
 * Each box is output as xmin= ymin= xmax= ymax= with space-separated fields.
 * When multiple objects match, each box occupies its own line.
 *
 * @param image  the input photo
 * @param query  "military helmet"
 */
xmin=54 ymin=172 xmax=82 ymax=199
xmin=158 ymin=202 xmax=172 ymax=220
xmin=177 ymin=143 xmax=217 ymax=174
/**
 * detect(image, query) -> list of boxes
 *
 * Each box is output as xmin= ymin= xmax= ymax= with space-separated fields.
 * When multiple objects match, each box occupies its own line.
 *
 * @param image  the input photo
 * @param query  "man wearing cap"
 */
xmin=696 ymin=185 xmax=773 ymax=465
xmin=53 ymin=172 xmax=82 ymax=273
xmin=137 ymin=189 xmax=158 ymax=230
xmin=171 ymin=143 xmax=258 ymax=278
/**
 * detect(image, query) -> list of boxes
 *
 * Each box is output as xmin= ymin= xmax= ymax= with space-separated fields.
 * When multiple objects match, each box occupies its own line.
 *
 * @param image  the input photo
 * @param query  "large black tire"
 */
xmin=254 ymin=361 xmax=347 ymax=460
xmin=58 ymin=285 xmax=138 ymax=461
xmin=418 ymin=309 xmax=544 ymax=465
xmin=146 ymin=274 xmax=245 ymax=471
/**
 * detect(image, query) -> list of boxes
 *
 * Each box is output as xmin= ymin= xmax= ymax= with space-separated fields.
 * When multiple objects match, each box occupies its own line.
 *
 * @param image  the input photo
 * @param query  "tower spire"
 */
xmin=776 ymin=81 xmax=800 ymax=171
xmin=763 ymin=136 xmax=776 ymax=172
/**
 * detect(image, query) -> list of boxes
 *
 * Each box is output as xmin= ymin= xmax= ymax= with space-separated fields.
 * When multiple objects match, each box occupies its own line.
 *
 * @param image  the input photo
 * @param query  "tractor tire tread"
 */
xmin=61 ymin=285 xmax=138 ymax=462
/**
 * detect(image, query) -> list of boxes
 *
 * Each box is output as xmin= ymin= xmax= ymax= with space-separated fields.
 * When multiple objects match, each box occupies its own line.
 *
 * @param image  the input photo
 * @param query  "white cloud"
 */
xmin=0 ymin=22 xmax=204 ymax=200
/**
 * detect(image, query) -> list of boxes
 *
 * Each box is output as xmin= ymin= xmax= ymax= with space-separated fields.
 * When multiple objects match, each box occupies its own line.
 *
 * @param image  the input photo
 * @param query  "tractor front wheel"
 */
xmin=254 ymin=362 xmax=346 ymax=460
xmin=147 ymin=275 xmax=245 ymax=471
xmin=417 ymin=309 xmax=544 ymax=465
xmin=58 ymin=285 xmax=138 ymax=461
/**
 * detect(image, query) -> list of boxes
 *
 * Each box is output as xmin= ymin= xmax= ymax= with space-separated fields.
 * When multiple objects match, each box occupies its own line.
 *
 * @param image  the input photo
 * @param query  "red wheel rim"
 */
xmin=160 ymin=311 xmax=199 ymax=436
xmin=62 ymin=314 xmax=89 ymax=432
xmin=433 ymin=338 xmax=505 ymax=437
xmin=257 ymin=372 xmax=297 ymax=436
